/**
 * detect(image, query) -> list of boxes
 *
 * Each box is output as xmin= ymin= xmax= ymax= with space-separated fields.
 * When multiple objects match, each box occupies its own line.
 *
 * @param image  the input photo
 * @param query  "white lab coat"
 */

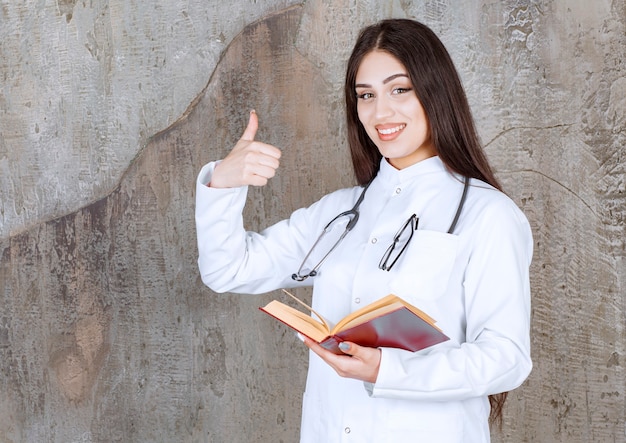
xmin=195 ymin=156 xmax=533 ymax=442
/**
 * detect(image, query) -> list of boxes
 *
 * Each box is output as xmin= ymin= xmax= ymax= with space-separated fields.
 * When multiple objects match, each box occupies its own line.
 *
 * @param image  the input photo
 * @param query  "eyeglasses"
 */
xmin=291 ymin=176 xmax=470 ymax=281
xmin=378 ymin=214 xmax=419 ymax=271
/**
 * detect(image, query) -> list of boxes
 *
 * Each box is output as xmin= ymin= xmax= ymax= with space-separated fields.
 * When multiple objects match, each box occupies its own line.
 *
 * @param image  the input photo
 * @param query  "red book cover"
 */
xmin=319 ymin=305 xmax=449 ymax=355
xmin=260 ymin=292 xmax=449 ymax=355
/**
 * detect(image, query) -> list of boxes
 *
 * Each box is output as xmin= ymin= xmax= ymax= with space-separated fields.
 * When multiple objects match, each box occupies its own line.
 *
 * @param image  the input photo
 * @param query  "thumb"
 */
xmin=240 ymin=109 xmax=258 ymax=141
xmin=338 ymin=341 xmax=353 ymax=355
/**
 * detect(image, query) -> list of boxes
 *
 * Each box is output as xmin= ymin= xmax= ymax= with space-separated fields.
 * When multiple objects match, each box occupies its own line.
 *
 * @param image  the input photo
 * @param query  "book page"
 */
xmin=334 ymin=302 xmax=405 ymax=333
xmin=331 ymin=294 xmax=399 ymax=333
xmin=332 ymin=294 xmax=441 ymax=334
xmin=261 ymin=300 xmax=329 ymax=342
xmin=281 ymin=289 xmax=332 ymax=332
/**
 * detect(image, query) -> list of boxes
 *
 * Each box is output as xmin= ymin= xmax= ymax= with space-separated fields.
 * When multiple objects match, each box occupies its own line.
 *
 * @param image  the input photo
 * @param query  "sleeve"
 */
xmin=195 ymin=162 xmax=314 ymax=294
xmin=370 ymin=198 xmax=533 ymax=401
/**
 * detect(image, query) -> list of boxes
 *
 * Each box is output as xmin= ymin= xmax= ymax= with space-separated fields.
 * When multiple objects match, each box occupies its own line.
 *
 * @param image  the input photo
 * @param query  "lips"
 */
xmin=376 ymin=123 xmax=406 ymax=140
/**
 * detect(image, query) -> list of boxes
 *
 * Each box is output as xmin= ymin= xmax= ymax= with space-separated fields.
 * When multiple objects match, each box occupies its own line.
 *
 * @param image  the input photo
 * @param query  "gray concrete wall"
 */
xmin=1 ymin=0 xmax=624 ymax=442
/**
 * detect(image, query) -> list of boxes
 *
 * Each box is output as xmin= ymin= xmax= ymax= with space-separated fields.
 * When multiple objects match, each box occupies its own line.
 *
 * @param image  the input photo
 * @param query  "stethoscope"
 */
xmin=291 ymin=176 xmax=470 ymax=281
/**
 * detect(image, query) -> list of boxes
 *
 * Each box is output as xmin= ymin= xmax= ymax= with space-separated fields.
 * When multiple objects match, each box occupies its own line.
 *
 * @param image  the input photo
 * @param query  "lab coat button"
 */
xmin=371 ymin=238 xmax=377 ymax=244
xmin=344 ymin=427 xmax=351 ymax=434
xmin=395 ymin=187 xmax=401 ymax=194
xmin=354 ymin=298 xmax=361 ymax=304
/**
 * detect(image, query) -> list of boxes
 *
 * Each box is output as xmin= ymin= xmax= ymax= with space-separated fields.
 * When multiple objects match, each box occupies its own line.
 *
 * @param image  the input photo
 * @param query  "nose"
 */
xmin=374 ymin=95 xmax=394 ymax=119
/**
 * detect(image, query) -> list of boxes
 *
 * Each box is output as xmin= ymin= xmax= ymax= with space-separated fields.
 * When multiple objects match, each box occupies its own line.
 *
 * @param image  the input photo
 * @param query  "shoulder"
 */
xmin=288 ymin=184 xmax=366 ymax=227
xmin=459 ymin=178 xmax=532 ymax=240
xmin=300 ymin=185 xmax=366 ymax=213
xmin=458 ymin=180 xmax=534 ymax=270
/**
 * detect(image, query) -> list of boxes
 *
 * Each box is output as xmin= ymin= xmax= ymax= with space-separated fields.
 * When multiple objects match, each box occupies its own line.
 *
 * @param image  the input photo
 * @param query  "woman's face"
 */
xmin=355 ymin=50 xmax=436 ymax=169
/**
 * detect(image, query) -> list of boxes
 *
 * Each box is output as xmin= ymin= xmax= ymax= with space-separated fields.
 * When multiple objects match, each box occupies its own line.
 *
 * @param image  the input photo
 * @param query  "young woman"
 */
xmin=196 ymin=18 xmax=532 ymax=442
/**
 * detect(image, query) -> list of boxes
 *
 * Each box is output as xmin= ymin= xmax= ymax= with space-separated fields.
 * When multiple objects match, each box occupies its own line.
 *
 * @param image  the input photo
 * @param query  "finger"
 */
xmin=244 ymin=165 xmax=279 ymax=186
xmin=256 ymin=151 xmax=281 ymax=168
xmin=303 ymin=338 xmax=336 ymax=360
xmin=341 ymin=342 xmax=375 ymax=362
xmin=239 ymin=150 xmax=279 ymax=175
xmin=338 ymin=341 xmax=352 ymax=355
xmin=240 ymin=110 xmax=258 ymax=141
xmin=305 ymin=339 xmax=351 ymax=369
xmin=257 ymin=143 xmax=282 ymax=160
xmin=247 ymin=175 xmax=269 ymax=187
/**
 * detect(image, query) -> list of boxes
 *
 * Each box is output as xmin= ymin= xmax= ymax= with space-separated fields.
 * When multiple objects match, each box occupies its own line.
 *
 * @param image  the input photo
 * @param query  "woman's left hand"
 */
xmin=303 ymin=338 xmax=381 ymax=383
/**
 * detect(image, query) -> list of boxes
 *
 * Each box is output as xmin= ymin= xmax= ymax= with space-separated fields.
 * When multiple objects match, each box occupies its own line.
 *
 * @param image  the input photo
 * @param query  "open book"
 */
xmin=260 ymin=290 xmax=449 ymax=355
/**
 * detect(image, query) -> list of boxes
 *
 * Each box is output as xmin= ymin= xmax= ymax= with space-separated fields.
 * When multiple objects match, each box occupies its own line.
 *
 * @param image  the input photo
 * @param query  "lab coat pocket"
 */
xmin=388 ymin=230 xmax=458 ymax=301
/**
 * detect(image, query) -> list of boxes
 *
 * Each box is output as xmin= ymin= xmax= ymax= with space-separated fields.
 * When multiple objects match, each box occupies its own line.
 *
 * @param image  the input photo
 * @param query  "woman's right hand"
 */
xmin=209 ymin=110 xmax=282 ymax=188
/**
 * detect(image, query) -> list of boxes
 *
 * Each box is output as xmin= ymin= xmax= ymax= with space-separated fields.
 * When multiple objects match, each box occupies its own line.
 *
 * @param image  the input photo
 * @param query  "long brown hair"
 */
xmin=345 ymin=18 xmax=501 ymax=191
xmin=344 ymin=18 xmax=507 ymax=425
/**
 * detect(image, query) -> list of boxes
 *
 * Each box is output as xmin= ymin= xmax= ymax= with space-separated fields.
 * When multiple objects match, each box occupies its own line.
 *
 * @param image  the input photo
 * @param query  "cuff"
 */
xmin=363 ymin=381 xmax=374 ymax=397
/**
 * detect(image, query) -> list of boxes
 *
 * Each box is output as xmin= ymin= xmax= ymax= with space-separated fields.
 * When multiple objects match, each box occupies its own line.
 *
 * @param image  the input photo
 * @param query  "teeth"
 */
xmin=378 ymin=124 xmax=405 ymax=135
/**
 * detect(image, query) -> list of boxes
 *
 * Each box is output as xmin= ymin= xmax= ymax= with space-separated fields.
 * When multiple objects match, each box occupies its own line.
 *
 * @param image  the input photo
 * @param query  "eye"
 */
xmin=392 ymin=87 xmax=413 ymax=95
xmin=356 ymin=92 xmax=375 ymax=100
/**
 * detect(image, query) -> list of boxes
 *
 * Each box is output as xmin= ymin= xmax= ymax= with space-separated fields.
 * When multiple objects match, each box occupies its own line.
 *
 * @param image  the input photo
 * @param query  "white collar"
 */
xmin=377 ymin=156 xmax=448 ymax=185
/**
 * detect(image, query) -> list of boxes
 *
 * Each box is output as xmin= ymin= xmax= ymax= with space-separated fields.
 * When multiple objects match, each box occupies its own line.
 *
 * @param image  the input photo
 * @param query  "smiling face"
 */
xmin=355 ymin=50 xmax=436 ymax=170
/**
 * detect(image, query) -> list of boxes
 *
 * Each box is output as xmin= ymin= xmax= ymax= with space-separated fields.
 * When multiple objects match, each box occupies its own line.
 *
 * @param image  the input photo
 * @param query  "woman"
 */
xmin=196 ymin=18 xmax=532 ymax=442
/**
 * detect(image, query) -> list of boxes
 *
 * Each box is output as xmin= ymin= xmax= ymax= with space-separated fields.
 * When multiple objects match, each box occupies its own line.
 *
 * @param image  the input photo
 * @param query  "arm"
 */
xmin=305 ymin=199 xmax=533 ymax=399
xmin=371 ymin=200 xmax=533 ymax=401
xmin=195 ymin=110 xmax=297 ymax=293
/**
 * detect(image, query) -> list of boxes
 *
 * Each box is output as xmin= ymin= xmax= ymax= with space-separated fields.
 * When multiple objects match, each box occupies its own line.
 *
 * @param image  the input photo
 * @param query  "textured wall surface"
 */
xmin=1 ymin=1 xmax=625 ymax=442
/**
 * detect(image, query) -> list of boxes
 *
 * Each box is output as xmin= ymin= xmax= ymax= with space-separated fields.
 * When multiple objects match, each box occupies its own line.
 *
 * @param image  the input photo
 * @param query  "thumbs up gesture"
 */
xmin=210 ymin=110 xmax=282 ymax=188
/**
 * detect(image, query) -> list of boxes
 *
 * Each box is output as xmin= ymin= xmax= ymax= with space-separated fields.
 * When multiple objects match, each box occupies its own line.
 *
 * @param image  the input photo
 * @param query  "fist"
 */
xmin=210 ymin=110 xmax=282 ymax=188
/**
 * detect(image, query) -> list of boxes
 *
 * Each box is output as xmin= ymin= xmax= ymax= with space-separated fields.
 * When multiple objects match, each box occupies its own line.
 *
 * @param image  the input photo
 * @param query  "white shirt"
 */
xmin=195 ymin=156 xmax=533 ymax=442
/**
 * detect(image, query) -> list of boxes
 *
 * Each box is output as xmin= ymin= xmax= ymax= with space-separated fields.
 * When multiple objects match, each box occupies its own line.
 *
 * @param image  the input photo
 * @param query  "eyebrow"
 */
xmin=355 ymin=73 xmax=409 ymax=88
